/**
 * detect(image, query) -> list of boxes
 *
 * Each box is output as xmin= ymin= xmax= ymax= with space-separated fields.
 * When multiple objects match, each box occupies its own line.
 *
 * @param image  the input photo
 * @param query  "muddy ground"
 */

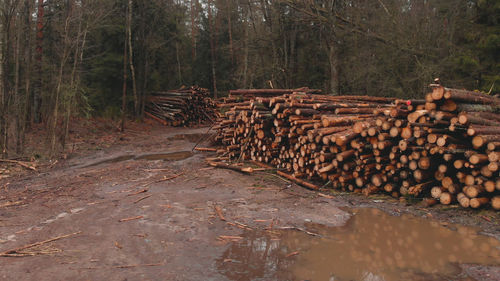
xmin=0 ymin=126 xmax=499 ymax=281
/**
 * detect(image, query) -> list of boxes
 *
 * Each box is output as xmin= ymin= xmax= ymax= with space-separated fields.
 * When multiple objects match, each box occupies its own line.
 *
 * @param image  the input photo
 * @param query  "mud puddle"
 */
xmin=83 ymin=151 xmax=193 ymax=167
xmin=218 ymin=208 xmax=500 ymax=281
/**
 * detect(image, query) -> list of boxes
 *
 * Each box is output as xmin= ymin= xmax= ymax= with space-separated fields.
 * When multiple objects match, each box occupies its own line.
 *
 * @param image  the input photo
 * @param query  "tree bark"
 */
xmin=121 ymin=3 xmax=129 ymax=132
xmin=227 ymin=0 xmax=233 ymax=64
xmin=33 ymin=0 xmax=43 ymax=123
xmin=175 ymin=42 xmax=182 ymax=85
xmin=242 ymin=11 xmax=249 ymax=88
xmin=14 ymin=5 xmax=22 ymax=154
xmin=22 ymin=0 xmax=33 ymax=150
xmin=207 ymin=0 xmax=217 ymax=98
xmin=190 ymin=0 xmax=196 ymax=59
xmin=328 ymin=42 xmax=339 ymax=95
xmin=127 ymin=0 xmax=138 ymax=115
xmin=50 ymin=3 xmax=72 ymax=156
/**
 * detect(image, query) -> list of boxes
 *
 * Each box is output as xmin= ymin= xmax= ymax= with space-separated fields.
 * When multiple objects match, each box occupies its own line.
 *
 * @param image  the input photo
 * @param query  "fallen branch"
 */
xmin=118 ymin=216 xmax=143 ymax=222
xmin=128 ymin=188 xmax=148 ymax=196
xmin=0 ymin=201 xmax=24 ymax=208
xmin=285 ymin=251 xmax=300 ymax=258
xmin=214 ymin=205 xmax=226 ymax=221
xmin=277 ymin=226 xmax=320 ymax=237
xmin=208 ymin=161 xmax=253 ymax=173
xmin=276 ymin=171 xmax=319 ymax=190
xmin=0 ymin=231 xmax=81 ymax=257
xmin=194 ymin=147 xmax=217 ymax=152
xmin=133 ymin=195 xmax=152 ymax=204
xmin=318 ymin=193 xmax=335 ymax=199
xmin=0 ymin=159 xmax=36 ymax=171
xmin=218 ymin=235 xmax=243 ymax=241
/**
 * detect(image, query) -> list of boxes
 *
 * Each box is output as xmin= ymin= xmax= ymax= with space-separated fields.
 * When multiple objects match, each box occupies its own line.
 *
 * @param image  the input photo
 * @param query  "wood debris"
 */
xmin=145 ymin=86 xmax=217 ymax=126
xmin=118 ymin=216 xmax=144 ymax=222
xmin=0 ymin=231 xmax=81 ymax=257
xmin=214 ymin=85 xmax=500 ymax=210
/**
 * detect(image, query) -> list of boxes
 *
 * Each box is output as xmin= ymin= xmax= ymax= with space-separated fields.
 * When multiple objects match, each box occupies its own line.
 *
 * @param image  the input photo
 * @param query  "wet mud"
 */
xmin=83 ymin=151 xmax=194 ymax=168
xmin=219 ymin=208 xmax=500 ymax=281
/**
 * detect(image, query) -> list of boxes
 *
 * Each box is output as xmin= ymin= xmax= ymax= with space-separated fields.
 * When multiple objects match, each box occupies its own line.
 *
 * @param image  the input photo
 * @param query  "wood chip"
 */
xmin=285 ymin=251 xmax=300 ymax=258
xmin=318 ymin=193 xmax=335 ymax=199
xmin=214 ymin=205 xmax=226 ymax=221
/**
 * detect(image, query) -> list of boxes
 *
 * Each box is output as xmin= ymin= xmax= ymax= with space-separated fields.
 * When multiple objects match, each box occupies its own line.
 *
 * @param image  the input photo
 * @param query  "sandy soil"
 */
xmin=0 ymin=126 xmax=498 ymax=281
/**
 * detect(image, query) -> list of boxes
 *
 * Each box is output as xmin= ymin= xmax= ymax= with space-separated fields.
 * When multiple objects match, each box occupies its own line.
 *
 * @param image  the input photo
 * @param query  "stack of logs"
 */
xmin=217 ymin=87 xmax=322 ymax=112
xmin=145 ymin=86 xmax=218 ymax=126
xmin=214 ymin=85 xmax=500 ymax=210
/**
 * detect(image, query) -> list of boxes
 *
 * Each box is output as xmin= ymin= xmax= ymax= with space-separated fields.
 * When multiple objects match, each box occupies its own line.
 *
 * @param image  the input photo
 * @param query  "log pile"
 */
xmin=145 ymin=86 xmax=217 ymax=126
xmin=214 ymin=85 xmax=500 ymax=210
xmin=217 ymin=87 xmax=321 ymax=112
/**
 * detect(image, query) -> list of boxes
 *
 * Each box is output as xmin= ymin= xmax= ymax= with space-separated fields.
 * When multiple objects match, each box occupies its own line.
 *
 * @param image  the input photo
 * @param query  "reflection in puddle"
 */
xmin=83 ymin=151 xmax=193 ymax=167
xmin=216 ymin=231 xmax=296 ymax=281
xmin=218 ymin=208 xmax=500 ymax=281
xmin=82 ymin=155 xmax=135 ymax=167
xmin=135 ymin=151 xmax=193 ymax=161
xmin=166 ymin=133 xmax=207 ymax=142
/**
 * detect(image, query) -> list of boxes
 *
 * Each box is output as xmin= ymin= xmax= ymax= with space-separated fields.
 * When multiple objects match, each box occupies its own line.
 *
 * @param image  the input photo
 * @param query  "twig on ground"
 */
xmin=0 ymin=231 xmax=81 ymax=257
xmin=277 ymin=226 xmax=321 ymax=237
xmin=133 ymin=195 xmax=152 ymax=204
xmin=214 ymin=205 xmax=226 ymax=221
xmin=118 ymin=216 xmax=144 ymax=222
xmin=0 ymin=159 xmax=36 ymax=171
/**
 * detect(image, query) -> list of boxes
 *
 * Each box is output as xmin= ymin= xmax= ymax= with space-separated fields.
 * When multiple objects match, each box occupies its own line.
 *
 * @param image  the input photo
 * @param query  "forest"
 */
xmin=0 ymin=0 xmax=498 ymax=157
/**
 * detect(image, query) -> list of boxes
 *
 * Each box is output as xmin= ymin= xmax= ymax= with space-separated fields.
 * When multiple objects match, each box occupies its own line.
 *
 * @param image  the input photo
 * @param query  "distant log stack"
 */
xmin=217 ymin=87 xmax=322 ymax=111
xmin=145 ymin=86 xmax=218 ymax=126
xmin=214 ymin=84 xmax=500 ymax=210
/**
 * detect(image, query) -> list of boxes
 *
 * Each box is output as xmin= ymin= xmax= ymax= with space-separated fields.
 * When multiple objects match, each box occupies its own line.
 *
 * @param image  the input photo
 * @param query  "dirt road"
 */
xmin=0 ymin=127 xmax=499 ymax=281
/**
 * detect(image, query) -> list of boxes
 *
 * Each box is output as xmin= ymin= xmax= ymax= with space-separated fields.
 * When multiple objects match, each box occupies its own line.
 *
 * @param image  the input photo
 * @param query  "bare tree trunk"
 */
xmin=242 ymin=14 xmax=249 ymax=88
xmin=0 ymin=2 xmax=4 ymax=157
xmin=328 ymin=42 xmax=339 ymax=95
xmin=63 ymin=8 xmax=85 ymax=149
xmin=14 ymin=7 xmax=22 ymax=154
xmin=227 ymin=0 xmax=233 ymax=64
xmin=141 ymin=57 xmax=148 ymax=117
xmin=121 ymin=4 xmax=128 ymax=132
xmin=175 ymin=42 xmax=182 ymax=85
xmin=127 ymin=0 xmax=138 ymax=116
xmin=207 ymin=0 xmax=217 ymax=98
xmin=50 ymin=6 xmax=72 ymax=156
xmin=0 ymin=1 xmax=16 ymax=157
xmin=33 ymin=0 xmax=43 ymax=123
xmin=22 ymin=0 xmax=33 ymax=150
xmin=288 ymin=22 xmax=297 ymax=88
xmin=190 ymin=0 xmax=196 ymax=59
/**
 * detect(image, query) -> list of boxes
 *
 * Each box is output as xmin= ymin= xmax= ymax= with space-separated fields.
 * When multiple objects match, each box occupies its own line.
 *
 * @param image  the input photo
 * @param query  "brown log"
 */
xmin=463 ymin=185 xmax=485 ymax=198
xmin=470 ymin=197 xmax=489 ymax=209
xmin=431 ymin=186 xmax=445 ymax=199
xmin=467 ymin=125 xmax=500 ymax=137
xmin=230 ymin=88 xmax=321 ymax=96
xmin=472 ymin=135 xmax=500 ymax=149
xmin=457 ymin=193 xmax=470 ymax=208
xmin=492 ymin=196 xmax=500 ymax=210
xmin=439 ymin=192 xmax=455 ymax=205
